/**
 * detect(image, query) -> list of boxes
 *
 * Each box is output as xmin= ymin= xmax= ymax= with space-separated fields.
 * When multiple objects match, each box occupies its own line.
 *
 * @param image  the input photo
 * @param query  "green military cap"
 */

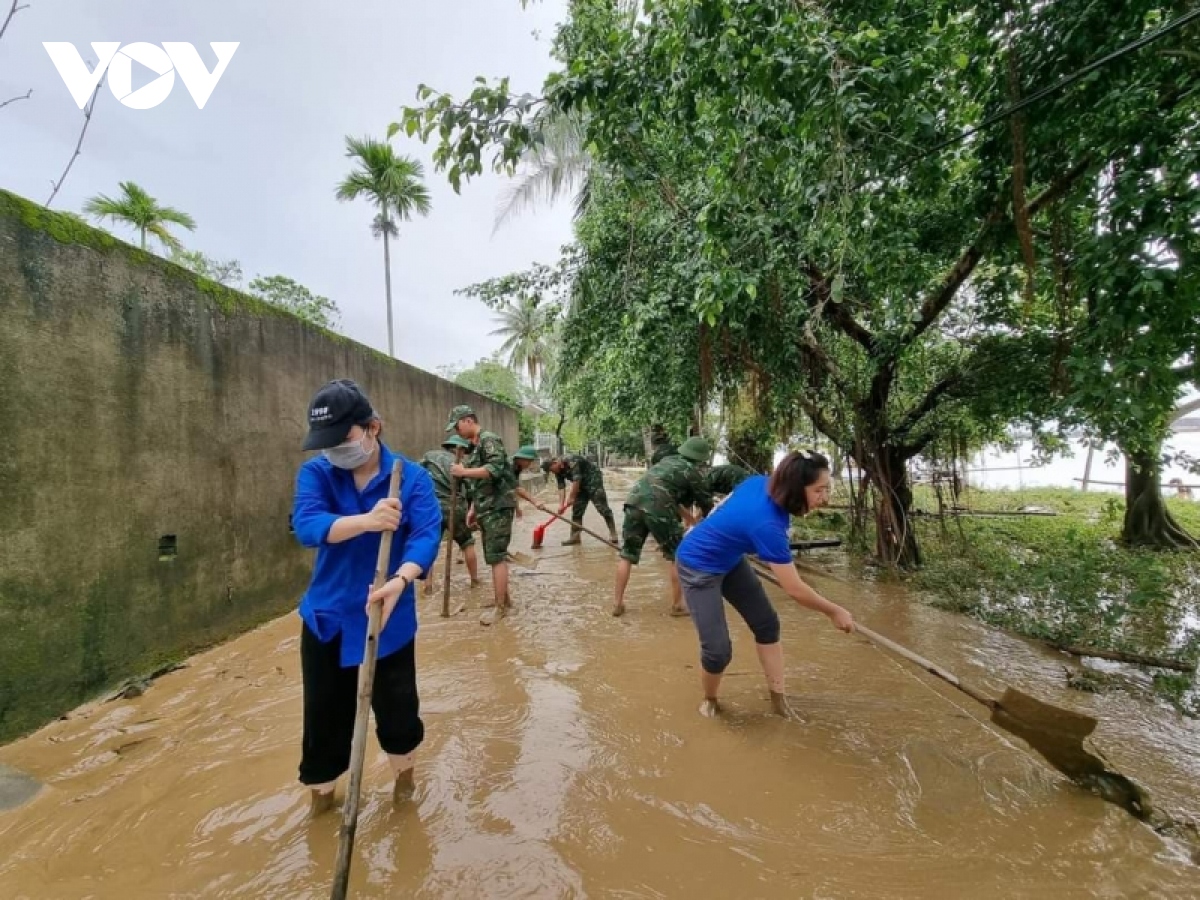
xmin=445 ymin=404 xmax=476 ymax=432
xmin=442 ymin=434 xmax=471 ymax=450
xmin=513 ymin=445 xmax=539 ymax=461
xmin=679 ymin=436 xmax=713 ymax=463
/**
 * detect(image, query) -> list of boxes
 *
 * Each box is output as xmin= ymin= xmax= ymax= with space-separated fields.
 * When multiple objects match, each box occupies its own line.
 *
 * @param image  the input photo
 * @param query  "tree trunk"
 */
xmin=641 ymin=426 xmax=653 ymax=462
xmin=861 ymin=446 xmax=922 ymax=568
xmin=382 ymin=213 xmax=395 ymax=358
xmin=555 ymin=414 xmax=566 ymax=457
xmin=1121 ymin=443 xmax=1196 ymax=549
xmin=826 ymin=443 xmax=845 ymax=482
xmin=727 ymin=426 xmax=773 ymax=475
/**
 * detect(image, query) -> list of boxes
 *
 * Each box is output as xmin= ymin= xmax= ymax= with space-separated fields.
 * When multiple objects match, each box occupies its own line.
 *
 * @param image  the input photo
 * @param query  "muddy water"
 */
xmin=2 ymin=479 xmax=1198 ymax=899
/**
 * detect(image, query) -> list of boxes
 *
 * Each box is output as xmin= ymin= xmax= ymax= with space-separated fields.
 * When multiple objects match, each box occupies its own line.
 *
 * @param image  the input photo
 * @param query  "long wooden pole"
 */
xmin=441 ymin=447 xmax=464 ymax=618
xmin=330 ymin=460 xmax=403 ymax=900
xmin=534 ymin=504 xmax=618 ymax=547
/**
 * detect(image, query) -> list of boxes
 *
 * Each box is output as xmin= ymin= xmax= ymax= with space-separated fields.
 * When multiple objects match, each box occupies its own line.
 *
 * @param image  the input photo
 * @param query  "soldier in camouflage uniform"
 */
xmin=512 ymin=445 xmax=548 ymax=504
xmin=543 ymin=453 xmax=619 ymax=544
xmin=706 ymin=464 xmax=752 ymax=498
xmin=612 ymin=436 xmax=714 ymax=618
xmin=419 ymin=434 xmax=479 ymax=593
xmin=650 ymin=442 xmax=679 ymax=466
xmin=447 ymin=405 xmax=517 ymax=615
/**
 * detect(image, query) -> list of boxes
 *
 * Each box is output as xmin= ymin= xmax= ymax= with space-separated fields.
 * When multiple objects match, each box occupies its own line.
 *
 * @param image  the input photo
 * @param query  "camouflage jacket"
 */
xmin=628 ymin=454 xmax=712 ymax=516
xmin=557 ymin=453 xmax=605 ymax=495
xmin=420 ymin=450 xmax=467 ymax=505
xmin=465 ymin=431 xmax=516 ymax=511
xmin=706 ymin=464 xmax=752 ymax=496
xmin=650 ymin=443 xmax=678 ymax=466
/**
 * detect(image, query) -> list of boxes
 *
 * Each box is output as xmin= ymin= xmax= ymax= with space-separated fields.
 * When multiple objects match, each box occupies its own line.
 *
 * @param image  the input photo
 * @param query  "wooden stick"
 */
xmin=330 ymin=460 xmax=402 ymax=900
xmin=1055 ymin=644 xmax=1196 ymax=673
xmin=534 ymin=505 xmax=618 ymax=548
xmin=441 ymin=447 xmax=464 ymax=618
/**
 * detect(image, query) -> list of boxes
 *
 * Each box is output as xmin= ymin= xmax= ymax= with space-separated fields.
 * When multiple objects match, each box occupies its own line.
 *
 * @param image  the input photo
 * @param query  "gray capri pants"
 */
xmin=677 ymin=558 xmax=782 ymax=674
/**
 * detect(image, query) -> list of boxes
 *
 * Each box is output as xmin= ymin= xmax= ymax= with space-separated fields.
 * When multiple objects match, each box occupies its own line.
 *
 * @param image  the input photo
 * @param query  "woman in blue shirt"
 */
xmin=675 ymin=450 xmax=854 ymax=718
xmin=292 ymin=380 xmax=442 ymax=814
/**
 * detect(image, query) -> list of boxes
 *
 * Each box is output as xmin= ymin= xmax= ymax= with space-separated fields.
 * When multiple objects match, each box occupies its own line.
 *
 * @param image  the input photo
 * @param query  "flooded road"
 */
xmin=2 ymin=476 xmax=1198 ymax=899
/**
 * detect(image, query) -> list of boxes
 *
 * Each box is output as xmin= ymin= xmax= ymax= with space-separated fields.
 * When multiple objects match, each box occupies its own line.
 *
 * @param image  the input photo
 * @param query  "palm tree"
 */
xmin=82 ymin=181 xmax=195 ymax=252
xmin=493 ymin=109 xmax=592 ymax=233
xmin=491 ymin=1 xmax=640 ymax=232
xmin=490 ymin=295 xmax=550 ymax=390
xmin=336 ymin=136 xmax=432 ymax=358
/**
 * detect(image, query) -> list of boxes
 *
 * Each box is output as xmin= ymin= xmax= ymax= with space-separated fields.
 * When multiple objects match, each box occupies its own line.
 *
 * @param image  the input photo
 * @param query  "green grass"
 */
xmin=807 ymin=485 xmax=1200 ymax=714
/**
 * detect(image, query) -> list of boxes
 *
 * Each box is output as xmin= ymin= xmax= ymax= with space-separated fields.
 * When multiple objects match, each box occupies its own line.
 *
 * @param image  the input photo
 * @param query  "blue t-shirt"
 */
xmin=676 ymin=475 xmax=792 ymax=574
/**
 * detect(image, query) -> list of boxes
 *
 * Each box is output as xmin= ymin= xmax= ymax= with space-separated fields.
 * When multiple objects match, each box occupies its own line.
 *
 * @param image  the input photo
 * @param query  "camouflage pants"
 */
xmin=572 ymin=487 xmax=614 ymax=527
xmin=619 ymin=503 xmax=684 ymax=565
xmin=477 ymin=507 xmax=515 ymax=566
xmin=440 ymin=500 xmax=475 ymax=550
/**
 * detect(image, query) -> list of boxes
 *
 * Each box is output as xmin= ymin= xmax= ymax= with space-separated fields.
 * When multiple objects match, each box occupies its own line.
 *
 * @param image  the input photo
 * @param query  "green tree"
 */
xmin=171 ymin=248 xmax=243 ymax=287
xmin=401 ymin=0 xmax=1200 ymax=564
xmin=335 ymin=136 xmax=432 ymax=358
xmin=247 ymin=275 xmax=340 ymax=331
xmin=490 ymin=294 xmax=552 ymax=389
xmin=494 ymin=109 xmax=591 ymax=232
xmin=83 ymin=181 xmax=195 ymax=252
xmin=453 ymin=355 xmax=523 ymax=408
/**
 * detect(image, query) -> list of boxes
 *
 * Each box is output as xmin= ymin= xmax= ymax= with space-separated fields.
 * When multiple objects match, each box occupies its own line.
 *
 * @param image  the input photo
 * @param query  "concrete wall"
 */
xmin=0 ymin=190 xmax=518 ymax=741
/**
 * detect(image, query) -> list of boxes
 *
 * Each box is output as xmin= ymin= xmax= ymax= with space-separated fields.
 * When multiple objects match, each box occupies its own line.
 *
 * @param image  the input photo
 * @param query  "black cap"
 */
xmin=302 ymin=379 xmax=375 ymax=450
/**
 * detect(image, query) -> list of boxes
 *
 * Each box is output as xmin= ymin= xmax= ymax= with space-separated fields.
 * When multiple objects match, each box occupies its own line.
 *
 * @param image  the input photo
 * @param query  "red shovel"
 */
xmin=531 ymin=504 xmax=569 ymax=549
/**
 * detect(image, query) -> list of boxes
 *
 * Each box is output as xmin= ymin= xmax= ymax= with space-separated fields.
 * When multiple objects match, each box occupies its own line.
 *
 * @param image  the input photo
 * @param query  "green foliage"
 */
xmin=170 ymin=248 xmax=243 ymax=287
xmin=82 ymin=181 xmax=196 ymax=252
xmin=897 ymin=487 xmax=1200 ymax=670
xmin=335 ymin=136 xmax=433 ymax=225
xmin=494 ymin=108 xmax=592 ymax=230
xmin=451 ymin=356 xmax=523 ymax=409
xmin=247 ymin=275 xmax=341 ymax=330
xmin=488 ymin=294 xmax=554 ymax=388
xmin=599 ymin=429 xmax=649 ymax=460
xmin=403 ymin=0 xmax=1200 ymax=563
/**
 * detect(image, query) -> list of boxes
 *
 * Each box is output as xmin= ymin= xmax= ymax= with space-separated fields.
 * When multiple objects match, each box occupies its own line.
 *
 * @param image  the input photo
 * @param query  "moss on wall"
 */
xmin=0 ymin=189 xmax=517 ymax=742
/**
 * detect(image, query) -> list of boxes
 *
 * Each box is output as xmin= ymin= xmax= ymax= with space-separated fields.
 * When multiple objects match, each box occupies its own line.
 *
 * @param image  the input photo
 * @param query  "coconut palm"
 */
xmin=336 ymin=136 xmax=432 ymax=357
xmin=493 ymin=109 xmax=592 ymax=233
xmin=490 ymin=295 xmax=551 ymax=390
xmin=82 ymin=181 xmax=196 ymax=252
xmin=491 ymin=1 xmax=640 ymax=232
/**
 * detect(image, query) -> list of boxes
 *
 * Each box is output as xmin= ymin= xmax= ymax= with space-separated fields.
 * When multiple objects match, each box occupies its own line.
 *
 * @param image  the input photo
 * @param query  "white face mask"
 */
xmin=324 ymin=432 xmax=376 ymax=470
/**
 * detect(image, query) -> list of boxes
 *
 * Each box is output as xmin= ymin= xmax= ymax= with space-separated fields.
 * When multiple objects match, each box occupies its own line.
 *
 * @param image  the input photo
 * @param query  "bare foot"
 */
xmin=480 ymin=608 xmax=497 ymax=627
xmin=309 ymin=788 xmax=336 ymax=818
xmin=669 ymin=606 xmax=690 ymax=617
xmin=699 ymin=698 xmax=721 ymax=718
xmin=611 ymin=603 xmax=626 ymax=618
xmin=770 ymin=691 xmax=804 ymax=721
xmin=392 ymin=768 xmax=415 ymax=805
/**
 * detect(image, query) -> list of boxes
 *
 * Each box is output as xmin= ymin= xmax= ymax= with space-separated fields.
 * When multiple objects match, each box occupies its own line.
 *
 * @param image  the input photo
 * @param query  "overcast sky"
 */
xmin=0 ymin=0 xmax=574 ymax=375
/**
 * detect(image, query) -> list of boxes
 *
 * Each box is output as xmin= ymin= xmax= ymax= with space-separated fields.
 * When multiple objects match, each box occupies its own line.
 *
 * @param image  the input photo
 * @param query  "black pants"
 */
xmin=298 ymin=623 xmax=424 ymax=785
